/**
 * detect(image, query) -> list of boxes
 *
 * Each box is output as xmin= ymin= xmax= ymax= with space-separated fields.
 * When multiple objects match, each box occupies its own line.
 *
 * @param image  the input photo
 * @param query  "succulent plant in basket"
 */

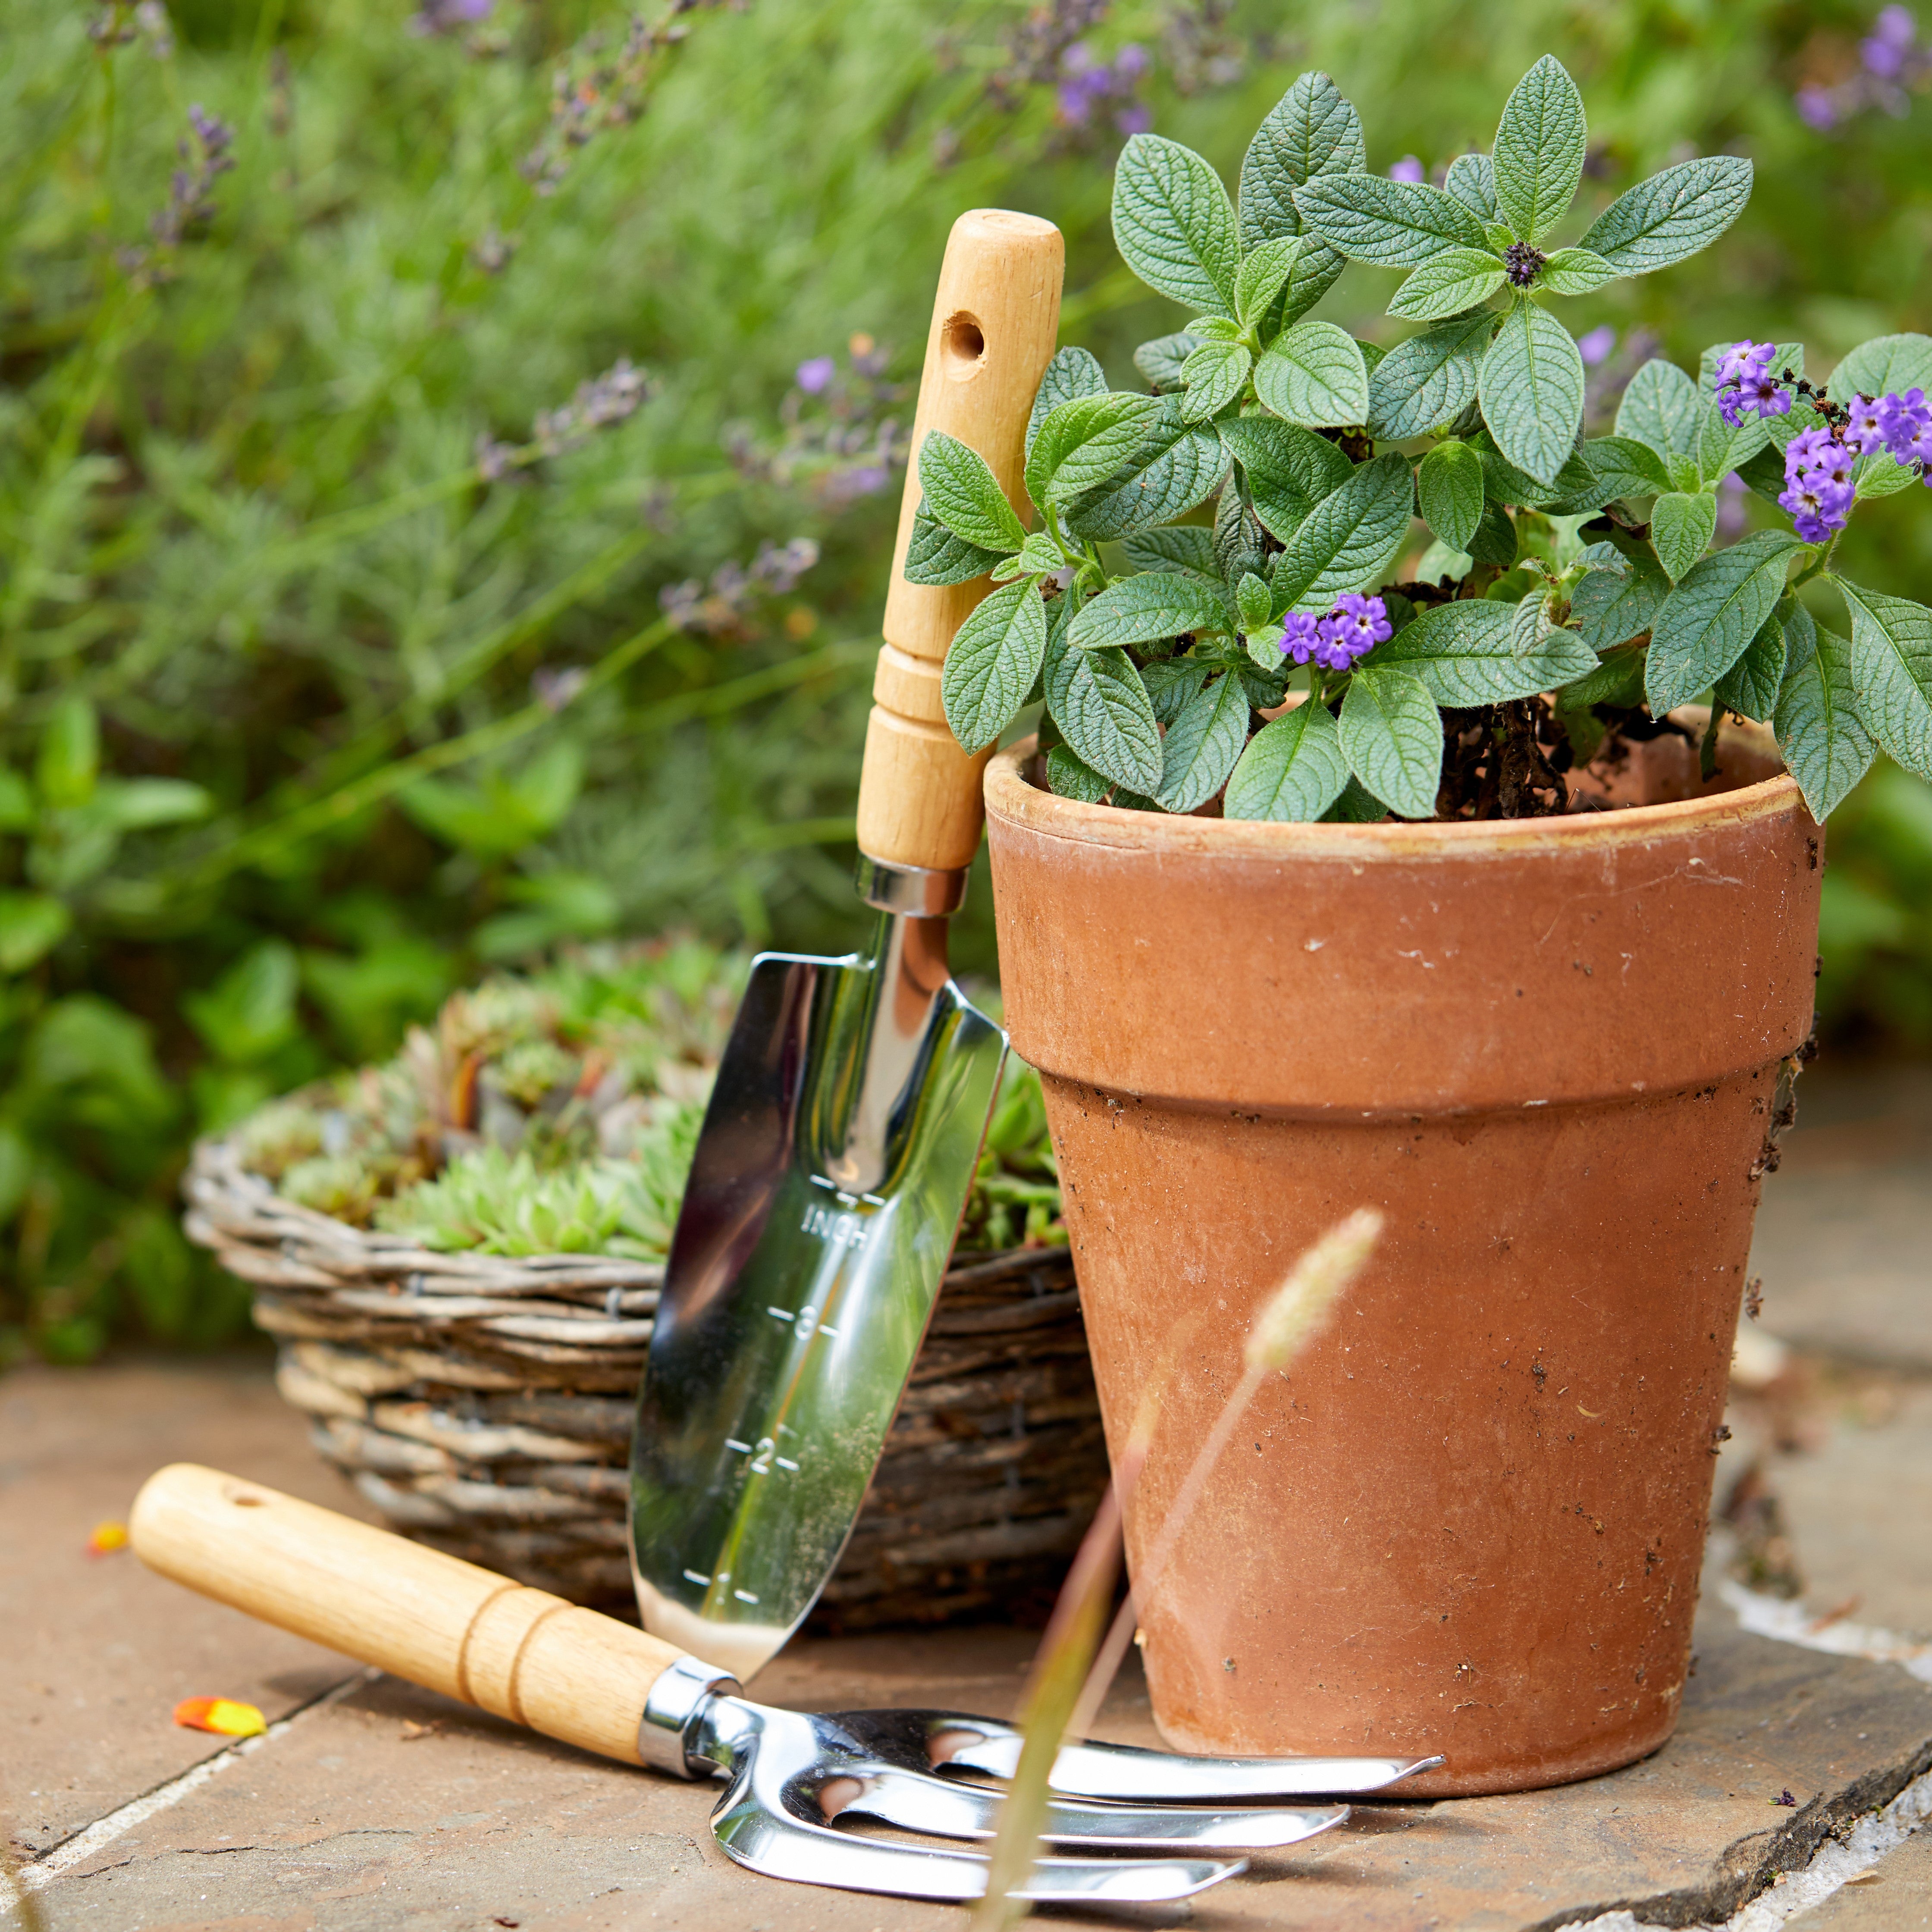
xmin=917 ymin=57 xmax=1932 ymax=827
xmin=919 ymin=59 xmax=1913 ymax=1799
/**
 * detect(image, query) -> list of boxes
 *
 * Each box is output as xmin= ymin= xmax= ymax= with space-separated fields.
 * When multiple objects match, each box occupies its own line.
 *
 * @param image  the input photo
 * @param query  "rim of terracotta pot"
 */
xmin=984 ymin=712 xmax=1812 ymax=856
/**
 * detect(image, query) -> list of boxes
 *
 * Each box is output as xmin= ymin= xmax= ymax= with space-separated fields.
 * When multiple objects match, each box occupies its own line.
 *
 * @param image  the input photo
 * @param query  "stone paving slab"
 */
xmin=1800 ymin=1823 xmax=1932 ymax=1928
xmin=4 ymin=1360 xmax=1931 ymax=1932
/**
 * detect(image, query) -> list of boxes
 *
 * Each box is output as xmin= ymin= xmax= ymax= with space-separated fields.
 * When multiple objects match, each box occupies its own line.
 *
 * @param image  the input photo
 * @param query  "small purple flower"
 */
xmin=1314 ymin=593 xmax=1394 ymax=670
xmin=1878 ymin=386 xmax=1932 ymax=461
xmin=1114 ymin=102 xmax=1153 ymax=135
xmin=1862 ymin=5 xmax=1917 ymax=76
xmin=1113 ymin=41 xmax=1150 ymax=79
xmin=1277 ymin=611 xmax=1322 ymax=665
xmin=1844 ymin=395 xmax=1890 ymax=452
xmin=1388 ymin=155 xmax=1426 ymax=183
xmin=1781 ymin=425 xmax=1857 ymax=542
xmin=1577 ymin=324 xmax=1618 ymax=367
xmin=1715 ymin=340 xmax=1791 ymax=426
xmin=1795 ymin=86 xmax=1839 ymax=130
xmin=795 ymin=356 xmax=836 ymax=395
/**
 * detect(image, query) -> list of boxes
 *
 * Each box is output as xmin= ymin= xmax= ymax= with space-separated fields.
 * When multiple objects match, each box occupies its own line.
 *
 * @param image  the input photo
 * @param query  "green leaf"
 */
xmin=1134 ymin=332 xmax=1204 ymax=392
xmin=1235 ymin=236 xmax=1303 ymax=327
xmin=1026 ymin=348 xmax=1108 ymax=464
xmin=1825 ymin=332 xmax=1932 ymax=405
xmin=1155 ymin=673 xmax=1250 ymax=812
xmin=0 ymin=768 xmax=30 ymax=831
xmin=1468 ymin=499 xmax=1520 ymax=568
xmin=1570 ymin=547 xmax=1669 ymax=652
xmin=0 ymin=892 xmax=72 ymax=974
xmin=1142 ymin=656 xmax=1211 ymax=724
xmin=1444 ymin=152 xmax=1498 ymax=220
xmin=1492 ymin=55 xmax=1587 ymax=244
xmin=1236 ymin=571 xmax=1273 ymax=630
xmin=1712 ymin=608 xmax=1787 ymax=724
xmin=1387 ymin=248 xmax=1508 ymax=322
xmin=1579 ymin=156 xmax=1754 ymax=276
xmin=1063 ymin=397 xmax=1226 ymax=541
xmin=1187 ymin=315 xmax=1245 ymax=343
xmin=1252 ymin=319 xmax=1370 ymax=428
xmin=1365 ymin=310 xmax=1497 ymax=439
xmin=1417 ymin=439 xmax=1485 ymax=555
xmin=1651 ymin=491 xmax=1718 ymax=583
xmin=1239 ymin=71 xmax=1366 ymax=246
xmin=86 ymin=778 xmax=215 ymax=830
xmin=995 ymin=531 xmax=1063 ymax=580
xmin=1179 ymin=339 xmax=1252 ymax=423
xmin=919 ymin=430 xmax=1026 ymax=552
xmin=184 ymin=939 xmax=301 ymax=1064
xmin=1223 ymin=698 xmax=1349 ymax=821
xmin=1536 ymin=246 xmax=1617 ymax=295
xmin=1479 ymin=298 xmax=1584 ymax=487
xmin=1026 ymin=394 xmax=1160 ymax=508
xmin=1578 ymin=435 xmax=1671 ymax=500
xmin=1270 ymin=453 xmax=1416 ymax=613
xmin=1836 ymin=578 xmax=1932 ymax=776
xmin=904 ymin=499 xmax=1009 ymax=587
xmin=1646 ymin=530 xmax=1804 ymax=715
xmin=1476 ymin=434 xmax=1594 ymax=510
xmin=1376 ymin=596 xmax=1595 ymax=705
xmin=1774 ymin=606 xmax=1876 ymax=819
xmin=1857 ymin=450 xmax=1922 ymax=500
xmin=1291 ymin=174 xmax=1487 ymax=267
xmin=1267 ymin=243 xmax=1348 ymax=332
xmin=941 ymin=580 xmax=1049 ymax=753
xmin=1044 ymin=626 xmax=1164 ymax=795
xmin=1217 ymin=416 xmax=1351 ymax=540
xmin=1113 ymin=133 xmax=1242 ymax=315
xmin=1558 ymin=641 xmax=1647 ymax=710
xmin=1121 ymin=525 xmax=1219 ymax=577
xmin=1045 ymin=745 xmax=1116 ymax=804
xmin=1338 ymin=668 xmax=1443 ymax=819
xmin=37 ymin=696 xmax=99 ymax=810
xmin=1216 ymin=487 xmax=1270 ymax=588
xmin=1615 ymin=358 xmax=1706 ymax=470
xmin=1067 ymin=572 xmax=1235 ymax=651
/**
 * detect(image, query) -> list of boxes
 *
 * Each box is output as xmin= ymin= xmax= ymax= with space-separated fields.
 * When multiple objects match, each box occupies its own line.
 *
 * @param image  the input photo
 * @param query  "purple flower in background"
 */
xmin=1388 ymin=155 xmax=1425 ymax=183
xmin=1277 ymin=611 xmax=1323 ymax=666
xmin=1053 ymin=37 xmax=1154 ymax=134
xmin=1716 ymin=472 xmax=1750 ymax=541
xmin=1795 ymin=86 xmax=1839 ymax=129
xmin=1315 ymin=593 xmax=1394 ymax=670
xmin=1576 ymin=324 xmax=1618 ymax=367
xmin=1115 ymin=102 xmax=1153 ymax=135
xmin=795 ymin=356 xmax=836 ymax=395
xmin=410 ymin=0 xmax=491 ymax=34
xmin=1113 ymin=41 xmax=1150 ymax=79
xmin=1863 ymin=4 xmax=1918 ymax=76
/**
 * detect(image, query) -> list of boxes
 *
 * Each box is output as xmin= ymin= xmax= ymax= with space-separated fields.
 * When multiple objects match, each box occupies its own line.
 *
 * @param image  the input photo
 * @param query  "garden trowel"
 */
xmin=628 ymin=210 xmax=1067 ymax=1678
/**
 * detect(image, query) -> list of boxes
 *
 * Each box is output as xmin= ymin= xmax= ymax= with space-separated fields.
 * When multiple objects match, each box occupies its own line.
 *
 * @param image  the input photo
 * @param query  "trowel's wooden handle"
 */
xmin=131 ymin=1463 xmax=685 ymax=1766
xmin=857 ymin=209 xmax=1064 ymax=873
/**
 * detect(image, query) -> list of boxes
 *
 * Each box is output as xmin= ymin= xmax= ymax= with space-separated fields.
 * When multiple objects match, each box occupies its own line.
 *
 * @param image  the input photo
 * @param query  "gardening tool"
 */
xmin=132 ymin=1466 xmax=1443 ymax=1905
xmin=628 ymin=210 xmax=1070 ymax=1678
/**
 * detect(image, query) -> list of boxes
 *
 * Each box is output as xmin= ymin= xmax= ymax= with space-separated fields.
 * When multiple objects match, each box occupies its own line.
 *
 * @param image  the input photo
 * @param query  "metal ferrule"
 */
xmin=637 ymin=1655 xmax=741 ymax=1776
xmin=853 ymin=854 xmax=968 ymax=918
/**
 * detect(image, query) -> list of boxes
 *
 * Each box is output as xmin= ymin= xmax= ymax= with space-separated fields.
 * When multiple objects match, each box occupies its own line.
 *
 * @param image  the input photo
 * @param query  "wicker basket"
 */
xmin=185 ymin=1136 xmax=1107 ymax=1630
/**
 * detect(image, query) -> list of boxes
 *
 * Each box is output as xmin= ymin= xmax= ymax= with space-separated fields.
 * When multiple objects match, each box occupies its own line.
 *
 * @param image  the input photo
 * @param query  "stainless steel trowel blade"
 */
xmin=629 ymin=912 xmax=1006 ymax=1678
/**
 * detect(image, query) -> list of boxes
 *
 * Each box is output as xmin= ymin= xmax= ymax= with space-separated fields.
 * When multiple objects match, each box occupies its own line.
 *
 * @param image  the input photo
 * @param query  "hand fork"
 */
xmin=132 ymin=1465 xmax=1441 ymax=1905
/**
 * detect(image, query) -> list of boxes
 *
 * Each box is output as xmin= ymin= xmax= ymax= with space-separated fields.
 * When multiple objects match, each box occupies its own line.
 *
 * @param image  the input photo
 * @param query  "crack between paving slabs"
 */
xmin=7 ymin=1667 xmax=380 ymax=1898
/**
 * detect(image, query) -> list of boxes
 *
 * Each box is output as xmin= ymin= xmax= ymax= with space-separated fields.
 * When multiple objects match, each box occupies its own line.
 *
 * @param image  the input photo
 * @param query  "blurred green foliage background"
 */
xmin=3 ymin=0 xmax=1930 ymax=1362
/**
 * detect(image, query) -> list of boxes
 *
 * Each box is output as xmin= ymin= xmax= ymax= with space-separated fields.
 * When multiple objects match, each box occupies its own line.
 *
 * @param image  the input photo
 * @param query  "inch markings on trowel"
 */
xmin=733 ymin=1589 xmax=761 ymax=1605
xmin=682 ymin=1568 xmax=712 ymax=1585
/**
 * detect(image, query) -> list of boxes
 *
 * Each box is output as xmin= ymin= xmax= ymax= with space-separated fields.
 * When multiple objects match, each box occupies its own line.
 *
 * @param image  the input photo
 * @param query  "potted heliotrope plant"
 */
xmin=908 ymin=58 xmax=1932 ymax=1795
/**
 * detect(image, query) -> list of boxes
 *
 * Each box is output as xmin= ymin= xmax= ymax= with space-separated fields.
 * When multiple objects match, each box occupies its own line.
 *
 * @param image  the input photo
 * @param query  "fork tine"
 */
xmin=834 ymin=1766 xmax=1351 ymax=1852
xmin=911 ymin=1714 xmax=1444 ymax=1800
xmin=713 ymin=1772 xmax=1244 ymax=1904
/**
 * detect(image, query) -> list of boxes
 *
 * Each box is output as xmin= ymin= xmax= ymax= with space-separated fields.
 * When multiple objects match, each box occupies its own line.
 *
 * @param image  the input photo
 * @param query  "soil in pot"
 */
xmin=983 ymin=718 xmax=1821 ymax=1796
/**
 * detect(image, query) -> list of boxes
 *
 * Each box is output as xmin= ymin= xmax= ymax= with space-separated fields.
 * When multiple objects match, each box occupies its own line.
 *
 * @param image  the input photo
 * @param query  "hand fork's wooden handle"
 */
xmin=856 ymin=209 xmax=1064 ymax=874
xmin=131 ymin=1463 xmax=687 ymax=1766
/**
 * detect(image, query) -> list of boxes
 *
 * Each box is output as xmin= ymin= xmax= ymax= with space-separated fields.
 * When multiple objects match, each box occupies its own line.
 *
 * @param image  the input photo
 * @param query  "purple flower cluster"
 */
xmin=1278 ymin=594 xmax=1394 ymax=672
xmin=1779 ymin=387 xmax=1932 ymax=540
xmin=1056 ymin=41 xmax=1153 ymax=135
xmin=1714 ymin=340 xmax=1794 ymax=428
xmin=660 ymin=539 xmax=822 ymax=636
xmin=1796 ymin=5 xmax=1928 ymax=128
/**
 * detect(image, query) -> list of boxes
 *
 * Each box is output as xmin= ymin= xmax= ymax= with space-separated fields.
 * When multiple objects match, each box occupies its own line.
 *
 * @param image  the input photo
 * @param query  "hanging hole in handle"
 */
xmin=943 ymin=311 xmax=986 ymax=381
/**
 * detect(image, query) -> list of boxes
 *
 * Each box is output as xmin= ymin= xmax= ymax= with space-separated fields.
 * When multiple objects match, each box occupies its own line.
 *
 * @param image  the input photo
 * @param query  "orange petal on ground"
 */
xmin=85 ymin=1520 xmax=129 ymax=1556
xmin=172 ymin=1696 xmax=267 ymax=1737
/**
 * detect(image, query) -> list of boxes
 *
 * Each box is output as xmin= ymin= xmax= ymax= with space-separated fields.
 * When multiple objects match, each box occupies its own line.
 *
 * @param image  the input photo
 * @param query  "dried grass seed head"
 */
xmin=1245 ymin=1208 xmax=1384 ymax=1371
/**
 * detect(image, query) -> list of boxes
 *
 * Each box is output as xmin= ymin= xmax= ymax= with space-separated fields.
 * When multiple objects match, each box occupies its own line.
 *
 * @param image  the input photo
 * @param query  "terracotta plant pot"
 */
xmin=983 ymin=720 xmax=1821 ymax=1796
